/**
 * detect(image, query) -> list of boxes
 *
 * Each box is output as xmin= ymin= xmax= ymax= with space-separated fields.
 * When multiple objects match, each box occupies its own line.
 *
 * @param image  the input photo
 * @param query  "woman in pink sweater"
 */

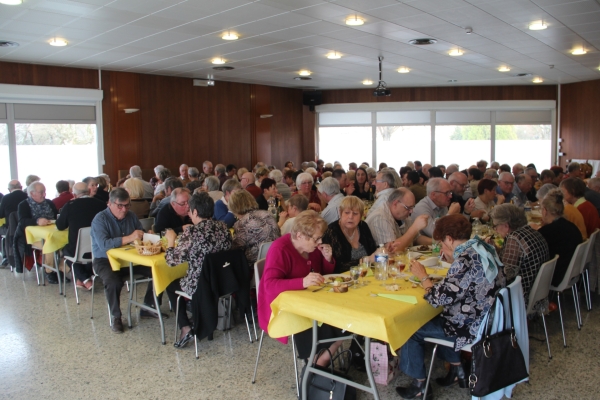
xmin=257 ymin=210 xmax=342 ymax=364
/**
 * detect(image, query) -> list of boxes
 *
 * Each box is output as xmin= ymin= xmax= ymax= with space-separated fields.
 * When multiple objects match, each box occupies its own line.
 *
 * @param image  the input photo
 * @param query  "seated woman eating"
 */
xmin=322 ymin=196 xmax=377 ymax=273
xmin=257 ymin=210 xmax=343 ymax=366
xmin=396 ymin=214 xmax=505 ymax=399
xmin=164 ymin=192 xmax=232 ymax=348
xmin=473 ymin=179 xmax=504 ymax=222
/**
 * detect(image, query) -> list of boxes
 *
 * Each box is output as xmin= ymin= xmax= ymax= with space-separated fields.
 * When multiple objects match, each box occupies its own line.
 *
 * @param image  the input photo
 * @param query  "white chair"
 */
xmin=257 ymin=241 xmax=273 ymax=261
xmin=139 ymin=217 xmax=154 ymax=233
xmin=526 ymin=255 xmax=558 ymax=359
xmin=251 ymin=258 xmax=300 ymax=399
xmin=582 ymin=229 xmax=599 ymax=311
xmin=550 ymin=239 xmax=589 ymax=347
xmin=63 ymin=227 xmax=93 ymax=304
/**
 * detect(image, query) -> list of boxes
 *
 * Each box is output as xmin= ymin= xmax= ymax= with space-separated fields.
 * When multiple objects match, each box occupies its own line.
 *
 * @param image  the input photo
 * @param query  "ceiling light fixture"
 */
xmin=222 ymin=32 xmax=238 ymax=40
xmin=0 ymin=0 xmax=23 ymax=5
xmin=571 ymin=48 xmax=586 ymax=55
xmin=298 ymin=70 xmax=311 ymax=76
xmin=498 ymin=66 xmax=511 ymax=72
xmin=449 ymin=48 xmax=463 ymax=56
xmin=362 ymin=79 xmax=373 ymax=85
xmin=532 ymin=77 xmax=543 ymax=83
xmin=48 ymin=38 xmax=68 ymax=47
xmin=529 ymin=21 xmax=547 ymax=30
xmin=397 ymin=67 xmax=410 ymax=73
xmin=345 ymin=15 xmax=364 ymax=26
xmin=327 ymin=52 xmax=341 ymax=59
xmin=211 ymin=57 xmax=226 ymax=64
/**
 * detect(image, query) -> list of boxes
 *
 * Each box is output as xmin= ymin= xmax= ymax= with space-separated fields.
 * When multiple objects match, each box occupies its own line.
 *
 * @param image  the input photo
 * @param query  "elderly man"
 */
xmin=366 ymin=188 xmax=429 ymax=250
xmin=91 ymin=188 xmax=165 ymax=333
xmin=185 ymin=167 xmax=202 ymax=192
xmin=538 ymin=169 xmax=555 ymax=189
xmin=512 ymin=174 xmax=533 ymax=207
xmin=154 ymin=188 xmax=192 ymax=234
xmin=214 ymin=179 xmax=241 ymax=228
xmin=512 ymin=163 xmax=524 ymax=176
xmin=203 ymin=176 xmax=224 ymax=202
xmin=588 ymin=178 xmax=600 ymax=193
xmin=153 ymin=168 xmax=172 ymax=196
xmin=130 ymin=165 xmax=154 ymax=198
xmin=448 ymin=172 xmax=479 ymax=216
xmin=368 ymin=170 xmax=397 ymax=216
xmin=179 ymin=164 xmax=190 ymax=186
xmin=318 ymin=178 xmax=344 ymax=224
xmin=490 ymin=161 xmax=500 ymax=171
xmin=52 ymin=180 xmax=74 ymax=211
xmin=484 ymin=168 xmax=499 ymax=181
xmin=0 ymin=180 xmax=28 ymax=224
xmin=411 ymin=178 xmax=463 ymax=242
xmin=421 ymin=164 xmax=432 ymax=178
xmin=56 ymin=182 xmax=106 ymax=290
xmin=150 ymin=177 xmax=183 ymax=218
xmin=566 ymin=162 xmax=581 ymax=179
xmin=13 ymin=182 xmax=59 ymax=277
xmin=332 ymin=169 xmax=354 ymax=196
xmin=496 ymin=172 xmax=515 ymax=203
xmin=241 ymin=171 xmax=262 ymax=198
xmin=444 ymin=164 xmax=459 ymax=179
xmin=198 ymin=160 xmax=214 ymax=185
xmin=214 ymin=164 xmax=228 ymax=189
xmin=477 ymin=160 xmax=488 ymax=174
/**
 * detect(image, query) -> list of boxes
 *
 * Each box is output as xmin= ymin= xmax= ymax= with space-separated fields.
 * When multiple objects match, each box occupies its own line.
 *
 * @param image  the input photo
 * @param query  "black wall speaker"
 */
xmin=303 ymin=91 xmax=322 ymax=111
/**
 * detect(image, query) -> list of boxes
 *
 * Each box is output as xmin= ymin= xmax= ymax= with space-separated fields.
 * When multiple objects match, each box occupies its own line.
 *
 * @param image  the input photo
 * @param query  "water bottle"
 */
xmin=374 ymin=244 xmax=388 ymax=281
xmin=524 ymin=201 xmax=532 ymax=221
xmin=471 ymin=217 xmax=482 ymax=238
xmin=267 ymin=197 xmax=278 ymax=220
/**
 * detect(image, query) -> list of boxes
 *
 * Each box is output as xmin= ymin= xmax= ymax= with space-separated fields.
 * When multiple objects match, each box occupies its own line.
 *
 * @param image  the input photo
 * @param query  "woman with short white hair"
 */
xmin=294 ymin=172 xmax=322 ymax=212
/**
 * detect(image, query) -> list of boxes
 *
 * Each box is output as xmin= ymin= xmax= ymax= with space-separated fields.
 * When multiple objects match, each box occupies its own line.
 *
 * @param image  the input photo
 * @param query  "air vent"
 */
xmin=514 ymin=73 xmax=532 ymax=77
xmin=408 ymin=38 xmax=437 ymax=45
xmin=0 ymin=40 xmax=19 ymax=48
xmin=212 ymin=66 xmax=234 ymax=71
xmin=294 ymin=76 xmax=312 ymax=80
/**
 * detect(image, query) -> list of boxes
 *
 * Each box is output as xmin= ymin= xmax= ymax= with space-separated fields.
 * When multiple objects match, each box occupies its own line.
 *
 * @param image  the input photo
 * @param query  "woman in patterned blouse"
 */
xmin=396 ymin=214 xmax=505 ymax=400
xmin=229 ymin=190 xmax=280 ymax=266
xmin=165 ymin=192 xmax=232 ymax=348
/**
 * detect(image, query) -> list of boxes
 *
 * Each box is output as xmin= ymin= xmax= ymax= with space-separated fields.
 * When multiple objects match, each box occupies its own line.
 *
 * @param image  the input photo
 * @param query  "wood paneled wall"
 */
xmin=559 ymin=79 xmax=600 ymax=166
xmin=0 ymin=61 xmax=98 ymax=89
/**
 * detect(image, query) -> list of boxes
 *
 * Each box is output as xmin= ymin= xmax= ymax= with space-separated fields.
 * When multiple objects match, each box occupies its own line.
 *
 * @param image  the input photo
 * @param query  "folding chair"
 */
xmin=581 ymin=229 xmax=599 ymax=311
xmin=139 ymin=217 xmax=155 ymax=233
xmin=257 ymin=241 xmax=273 ymax=261
xmin=63 ymin=227 xmax=93 ymax=304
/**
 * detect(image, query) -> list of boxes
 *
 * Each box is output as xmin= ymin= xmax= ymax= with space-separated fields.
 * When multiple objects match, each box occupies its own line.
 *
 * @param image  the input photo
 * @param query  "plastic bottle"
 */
xmin=267 ymin=197 xmax=278 ymax=220
xmin=524 ymin=201 xmax=532 ymax=221
xmin=471 ymin=217 xmax=482 ymax=238
xmin=374 ymin=244 xmax=388 ymax=281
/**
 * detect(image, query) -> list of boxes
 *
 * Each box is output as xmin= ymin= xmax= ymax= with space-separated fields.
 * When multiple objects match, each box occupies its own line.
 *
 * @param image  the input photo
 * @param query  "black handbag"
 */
xmin=299 ymin=348 xmax=357 ymax=400
xmin=469 ymin=288 xmax=529 ymax=397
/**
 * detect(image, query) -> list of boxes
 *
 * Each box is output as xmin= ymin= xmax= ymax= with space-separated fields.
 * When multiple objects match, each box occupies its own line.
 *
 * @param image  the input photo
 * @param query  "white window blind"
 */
xmin=13 ymin=104 xmax=96 ymax=121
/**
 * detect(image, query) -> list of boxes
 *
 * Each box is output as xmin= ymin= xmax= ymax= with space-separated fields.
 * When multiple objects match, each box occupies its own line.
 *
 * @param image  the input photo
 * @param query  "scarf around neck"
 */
xmin=27 ymin=197 xmax=54 ymax=221
xmin=454 ymin=237 xmax=503 ymax=283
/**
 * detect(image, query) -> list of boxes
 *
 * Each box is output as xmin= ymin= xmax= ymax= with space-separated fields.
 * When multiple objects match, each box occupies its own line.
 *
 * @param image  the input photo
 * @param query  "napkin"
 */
xmin=376 ymin=294 xmax=418 ymax=304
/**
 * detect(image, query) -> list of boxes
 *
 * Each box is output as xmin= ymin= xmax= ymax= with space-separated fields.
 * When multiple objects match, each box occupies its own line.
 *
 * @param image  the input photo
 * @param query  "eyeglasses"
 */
xmin=306 ymin=235 xmax=322 ymax=243
xmin=499 ymin=180 xmax=514 ymax=185
xmin=493 ymin=223 xmax=506 ymax=229
xmin=300 ymin=181 xmax=312 ymax=186
xmin=173 ymin=201 xmax=189 ymax=207
xmin=399 ymin=202 xmax=415 ymax=211
xmin=113 ymin=202 xmax=131 ymax=209
xmin=434 ymin=190 xmax=453 ymax=197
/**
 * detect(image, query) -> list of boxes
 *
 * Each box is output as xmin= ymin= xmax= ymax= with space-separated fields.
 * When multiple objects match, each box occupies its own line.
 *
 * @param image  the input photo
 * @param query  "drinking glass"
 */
xmin=359 ymin=257 xmax=370 ymax=286
xmin=350 ymin=266 xmax=360 ymax=289
xmin=388 ymin=264 xmax=400 ymax=284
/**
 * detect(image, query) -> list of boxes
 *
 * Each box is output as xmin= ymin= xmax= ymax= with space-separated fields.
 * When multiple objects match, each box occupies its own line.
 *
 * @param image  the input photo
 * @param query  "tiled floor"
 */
xmin=1 ymin=268 xmax=598 ymax=400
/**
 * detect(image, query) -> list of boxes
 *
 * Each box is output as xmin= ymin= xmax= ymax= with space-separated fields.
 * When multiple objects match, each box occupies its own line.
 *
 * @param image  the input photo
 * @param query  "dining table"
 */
xmin=25 ymin=224 xmax=69 ymax=293
xmin=106 ymin=246 xmax=188 ymax=344
xmin=268 ymin=266 xmax=447 ymax=400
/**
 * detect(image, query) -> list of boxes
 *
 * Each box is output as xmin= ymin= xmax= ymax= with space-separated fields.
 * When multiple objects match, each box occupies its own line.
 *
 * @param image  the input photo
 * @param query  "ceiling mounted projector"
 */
xmin=373 ymin=56 xmax=391 ymax=97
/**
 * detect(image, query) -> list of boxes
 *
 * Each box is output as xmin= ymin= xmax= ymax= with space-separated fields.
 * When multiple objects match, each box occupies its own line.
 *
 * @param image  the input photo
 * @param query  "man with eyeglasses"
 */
xmin=91 ymin=188 xmax=159 ymax=333
xmin=496 ymin=172 xmax=516 ymax=203
xmin=154 ymin=188 xmax=192 ymax=235
xmin=367 ymin=170 xmax=397 ymax=217
xmin=240 ymin=171 xmax=262 ymax=198
xmin=366 ymin=188 xmax=429 ymax=251
xmin=448 ymin=172 xmax=480 ymax=217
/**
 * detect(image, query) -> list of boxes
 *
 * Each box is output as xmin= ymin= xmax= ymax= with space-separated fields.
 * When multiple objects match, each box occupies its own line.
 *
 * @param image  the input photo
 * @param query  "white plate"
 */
xmin=419 ymin=257 xmax=440 ymax=267
xmin=323 ymin=274 xmax=353 ymax=284
xmin=441 ymin=261 xmax=451 ymax=269
xmin=409 ymin=245 xmax=433 ymax=252
xmin=48 ymin=219 xmax=56 ymax=224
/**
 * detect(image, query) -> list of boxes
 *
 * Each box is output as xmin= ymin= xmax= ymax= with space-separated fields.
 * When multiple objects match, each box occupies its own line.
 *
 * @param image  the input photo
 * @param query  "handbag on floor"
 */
xmin=469 ymin=288 xmax=528 ymax=397
xmin=299 ymin=348 xmax=357 ymax=400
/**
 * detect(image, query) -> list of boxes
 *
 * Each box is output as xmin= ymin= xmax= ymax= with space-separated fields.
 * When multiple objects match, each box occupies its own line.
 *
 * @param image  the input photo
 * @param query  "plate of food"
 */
xmin=409 ymin=245 xmax=432 ymax=252
xmin=324 ymin=274 xmax=353 ymax=284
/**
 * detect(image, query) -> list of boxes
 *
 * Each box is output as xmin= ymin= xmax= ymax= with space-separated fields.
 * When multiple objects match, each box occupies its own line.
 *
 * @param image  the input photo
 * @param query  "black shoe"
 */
xmin=15 ymin=267 xmax=23 ymax=274
xmin=111 ymin=317 xmax=124 ymax=334
xmin=396 ymin=379 xmax=433 ymax=400
xmin=45 ymin=271 xmax=59 ymax=284
xmin=140 ymin=308 xmax=169 ymax=319
xmin=435 ymin=363 xmax=467 ymax=388
xmin=174 ymin=332 xmax=194 ymax=348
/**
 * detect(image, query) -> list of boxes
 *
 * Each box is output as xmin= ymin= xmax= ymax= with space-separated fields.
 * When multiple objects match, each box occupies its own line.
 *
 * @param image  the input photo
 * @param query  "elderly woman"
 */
xmin=13 ymin=182 xmax=60 ymax=280
xmin=229 ymin=190 xmax=280 ymax=266
xmin=278 ymin=194 xmax=309 ymax=235
xmin=473 ymin=179 xmax=504 ymax=221
xmin=396 ymin=214 xmax=505 ymax=399
xmin=214 ymin=179 xmax=241 ymax=228
xmin=95 ymin=175 xmax=110 ymax=203
xmin=294 ymin=172 xmax=322 ymax=212
xmin=202 ymin=175 xmax=223 ymax=203
xmin=560 ymin=178 xmax=600 ymax=238
xmin=255 ymin=167 xmax=270 ymax=185
xmin=489 ymin=204 xmax=549 ymax=309
xmin=150 ymin=165 xmax=164 ymax=188
xmin=165 ymin=192 xmax=232 ymax=348
xmin=258 ymin=210 xmax=343 ymax=365
xmin=532 ymin=189 xmax=583 ymax=286
xmin=270 ymin=169 xmax=291 ymax=201
xmin=322 ymin=196 xmax=377 ymax=273
xmin=352 ymin=167 xmax=372 ymax=200
xmin=122 ymin=178 xmax=149 ymax=219
xmin=83 ymin=176 xmax=99 ymax=198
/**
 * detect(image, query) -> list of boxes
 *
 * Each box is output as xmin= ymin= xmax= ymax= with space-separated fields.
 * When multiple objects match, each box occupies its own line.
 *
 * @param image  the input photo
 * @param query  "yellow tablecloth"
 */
xmin=25 ymin=224 xmax=69 ymax=254
xmin=0 ymin=218 xmax=5 ymax=226
xmin=106 ymin=247 xmax=188 ymax=295
xmin=268 ymin=269 xmax=446 ymax=352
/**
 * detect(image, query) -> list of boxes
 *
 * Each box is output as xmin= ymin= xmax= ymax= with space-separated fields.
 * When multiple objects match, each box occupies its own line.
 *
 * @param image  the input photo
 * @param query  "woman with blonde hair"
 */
xmin=123 ymin=178 xmax=149 ymax=219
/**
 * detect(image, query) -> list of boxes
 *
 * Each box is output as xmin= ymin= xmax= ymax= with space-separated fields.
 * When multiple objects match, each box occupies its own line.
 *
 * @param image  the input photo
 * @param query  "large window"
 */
xmin=376 ymin=126 xmax=430 ymax=169
xmin=495 ymin=125 xmax=551 ymax=170
xmin=435 ymin=125 xmax=491 ymax=168
xmin=319 ymin=127 xmax=372 ymax=169
xmin=0 ymin=124 xmax=10 ymax=187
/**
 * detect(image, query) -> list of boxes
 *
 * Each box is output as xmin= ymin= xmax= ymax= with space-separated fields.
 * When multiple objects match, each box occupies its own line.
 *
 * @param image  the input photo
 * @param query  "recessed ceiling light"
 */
xmin=48 ymin=38 xmax=68 ymax=47
xmin=397 ymin=67 xmax=410 ymax=73
xmin=327 ymin=52 xmax=341 ymax=59
xmin=298 ymin=70 xmax=311 ymax=76
xmin=345 ymin=16 xmax=364 ymax=26
xmin=222 ymin=32 xmax=238 ymax=40
xmin=211 ymin=57 xmax=226 ymax=65
xmin=448 ymin=49 xmax=463 ymax=56
xmin=448 ymin=79 xmax=458 ymax=83
xmin=529 ymin=21 xmax=547 ymax=30
xmin=498 ymin=66 xmax=511 ymax=72
xmin=0 ymin=0 xmax=23 ymax=5
xmin=408 ymin=38 xmax=437 ymax=45
xmin=213 ymin=66 xmax=234 ymax=71
xmin=0 ymin=40 xmax=19 ymax=47
xmin=571 ymin=48 xmax=587 ymax=55
xmin=532 ymin=77 xmax=543 ymax=83
xmin=294 ymin=76 xmax=312 ymax=81
xmin=362 ymin=79 xmax=373 ymax=85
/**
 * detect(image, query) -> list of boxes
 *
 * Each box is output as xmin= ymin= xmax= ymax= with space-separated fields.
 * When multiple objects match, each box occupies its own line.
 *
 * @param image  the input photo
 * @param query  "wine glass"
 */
xmin=350 ymin=266 xmax=360 ymax=289
xmin=388 ymin=263 xmax=400 ymax=285
xmin=359 ymin=257 xmax=369 ymax=286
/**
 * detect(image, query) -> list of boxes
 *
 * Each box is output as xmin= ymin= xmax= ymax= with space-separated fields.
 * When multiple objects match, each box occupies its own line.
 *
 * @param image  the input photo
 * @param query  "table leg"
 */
xmin=125 ymin=262 xmax=165 ymax=344
xmin=153 ymin=285 xmax=166 ymax=345
xmin=54 ymin=250 xmax=62 ymax=296
xmin=127 ymin=262 xmax=134 ymax=329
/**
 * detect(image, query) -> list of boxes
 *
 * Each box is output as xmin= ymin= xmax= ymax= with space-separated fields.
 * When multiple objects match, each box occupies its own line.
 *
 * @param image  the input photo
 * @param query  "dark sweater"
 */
xmin=154 ymin=203 xmax=191 ymax=234
xmin=538 ymin=217 xmax=583 ymax=286
xmin=0 ymin=190 xmax=28 ymax=220
xmin=56 ymin=197 xmax=107 ymax=257
xmin=322 ymin=220 xmax=377 ymax=273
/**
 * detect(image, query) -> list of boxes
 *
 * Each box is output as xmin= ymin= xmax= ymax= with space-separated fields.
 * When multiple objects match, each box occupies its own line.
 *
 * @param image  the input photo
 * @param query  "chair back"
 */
xmin=72 ymin=227 xmax=93 ymax=264
xmin=139 ymin=217 xmax=154 ymax=233
xmin=584 ymin=228 xmax=599 ymax=265
xmin=552 ymin=239 xmax=588 ymax=291
xmin=254 ymin=258 xmax=266 ymax=299
xmin=257 ymin=241 xmax=273 ymax=260
xmin=526 ymin=255 xmax=558 ymax=315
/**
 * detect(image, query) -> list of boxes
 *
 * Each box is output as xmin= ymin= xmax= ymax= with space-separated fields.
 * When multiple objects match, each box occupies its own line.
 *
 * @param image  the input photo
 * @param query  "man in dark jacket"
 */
xmin=154 ymin=188 xmax=192 ymax=234
xmin=0 ymin=180 xmax=28 ymax=266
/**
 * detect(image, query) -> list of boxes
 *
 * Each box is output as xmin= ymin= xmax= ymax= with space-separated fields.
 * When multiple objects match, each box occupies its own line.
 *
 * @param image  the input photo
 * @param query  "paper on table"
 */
xmin=376 ymin=294 xmax=418 ymax=304
xmin=143 ymin=233 xmax=160 ymax=244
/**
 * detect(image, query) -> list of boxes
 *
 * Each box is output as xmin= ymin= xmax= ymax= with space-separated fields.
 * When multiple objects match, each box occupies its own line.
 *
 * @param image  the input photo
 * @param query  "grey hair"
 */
xmin=484 ymin=169 xmax=499 ymax=179
xmin=214 ymin=164 xmax=226 ymax=174
xmin=188 ymin=167 xmax=199 ymax=178
xmin=129 ymin=165 xmax=142 ymax=178
xmin=541 ymin=188 xmax=564 ymax=216
xmin=318 ymin=177 xmax=340 ymax=196
xmin=513 ymin=163 xmax=524 ymax=173
xmin=490 ymin=161 xmax=500 ymax=170
xmin=378 ymin=170 xmax=396 ymax=188
xmin=73 ymin=182 xmax=90 ymax=196
xmin=489 ymin=204 xmax=528 ymax=230
xmin=498 ymin=171 xmax=514 ymax=182
xmin=27 ymin=182 xmax=45 ymax=197
xmin=204 ymin=176 xmax=220 ymax=191
xmin=301 ymin=162 xmax=309 ymax=170
xmin=366 ymin=167 xmax=377 ymax=179
xmin=222 ymin=179 xmax=242 ymax=194
xmin=426 ymin=178 xmax=447 ymax=195
xmin=567 ymin=161 xmax=580 ymax=173
xmin=445 ymin=164 xmax=459 ymax=175
xmin=154 ymin=165 xmax=165 ymax=175
xmin=387 ymin=188 xmax=411 ymax=205
xmin=588 ymin=177 xmax=600 ymax=192
xmin=296 ymin=172 xmax=314 ymax=187
xmin=382 ymin=168 xmax=402 ymax=188
xmin=170 ymin=187 xmax=191 ymax=203
xmin=109 ymin=187 xmax=129 ymax=203
xmin=536 ymin=183 xmax=558 ymax=201
xmin=25 ymin=175 xmax=40 ymax=187
xmin=305 ymin=167 xmax=317 ymax=177
xmin=8 ymin=181 xmax=22 ymax=191
xmin=98 ymin=174 xmax=110 ymax=183
xmin=308 ymin=161 xmax=317 ymax=169
xmin=269 ymin=169 xmax=283 ymax=183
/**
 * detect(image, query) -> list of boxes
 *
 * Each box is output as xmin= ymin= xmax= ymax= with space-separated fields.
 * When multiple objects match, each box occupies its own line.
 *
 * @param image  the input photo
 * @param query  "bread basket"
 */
xmin=134 ymin=242 xmax=162 ymax=256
